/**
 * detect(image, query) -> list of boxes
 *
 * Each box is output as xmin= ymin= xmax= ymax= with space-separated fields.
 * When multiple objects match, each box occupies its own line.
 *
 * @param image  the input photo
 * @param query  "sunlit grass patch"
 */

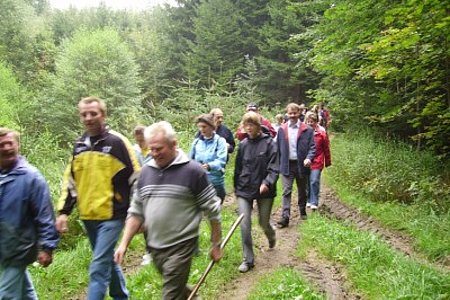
xmin=299 ymin=214 xmax=450 ymax=299
xmin=247 ymin=267 xmax=325 ymax=300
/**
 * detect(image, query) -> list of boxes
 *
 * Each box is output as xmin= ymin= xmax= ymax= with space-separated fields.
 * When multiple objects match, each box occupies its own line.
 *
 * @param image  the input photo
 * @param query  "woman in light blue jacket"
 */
xmin=189 ymin=114 xmax=228 ymax=204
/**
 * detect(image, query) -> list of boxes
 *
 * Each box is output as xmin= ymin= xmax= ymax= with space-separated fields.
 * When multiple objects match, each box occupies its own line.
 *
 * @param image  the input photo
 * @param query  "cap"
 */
xmin=246 ymin=102 xmax=258 ymax=112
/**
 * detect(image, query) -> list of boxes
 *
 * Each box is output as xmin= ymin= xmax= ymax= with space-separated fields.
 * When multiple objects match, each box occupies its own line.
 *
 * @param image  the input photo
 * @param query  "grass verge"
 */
xmin=247 ymin=267 xmax=325 ymax=300
xmin=299 ymin=213 xmax=450 ymax=299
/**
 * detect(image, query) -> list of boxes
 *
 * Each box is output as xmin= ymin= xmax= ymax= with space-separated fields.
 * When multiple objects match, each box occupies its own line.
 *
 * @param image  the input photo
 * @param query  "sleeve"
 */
xmin=126 ymin=180 xmax=145 ymax=221
xmin=192 ymin=167 xmax=221 ymax=222
xmin=58 ymin=159 xmax=77 ymax=215
xmin=188 ymin=138 xmax=197 ymax=160
xmin=225 ymin=127 xmax=235 ymax=153
xmin=118 ymin=135 xmax=141 ymax=186
xmin=262 ymin=139 xmax=279 ymax=189
xmin=323 ymin=132 xmax=332 ymax=167
xmin=31 ymin=173 xmax=59 ymax=251
xmin=306 ymin=129 xmax=316 ymax=161
xmin=262 ymin=118 xmax=276 ymax=138
xmin=207 ymin=137 xmax=227 ymax=171
xmin=233 ymin=143 xmax=243 ymax=189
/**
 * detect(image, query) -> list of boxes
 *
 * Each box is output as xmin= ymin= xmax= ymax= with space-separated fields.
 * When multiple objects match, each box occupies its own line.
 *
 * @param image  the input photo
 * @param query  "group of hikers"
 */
xmin=0 ymin=96 xmax=331 ymax=300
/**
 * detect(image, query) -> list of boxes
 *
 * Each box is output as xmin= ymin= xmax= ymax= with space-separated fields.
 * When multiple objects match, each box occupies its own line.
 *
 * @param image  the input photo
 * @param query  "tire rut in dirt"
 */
xmin=319 ymin=184 xmax=450 ymax=271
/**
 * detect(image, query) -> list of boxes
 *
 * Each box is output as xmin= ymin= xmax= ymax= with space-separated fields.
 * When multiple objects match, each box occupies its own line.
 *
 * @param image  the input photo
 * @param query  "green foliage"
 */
xmin=300 ymin=215 xmax=450 ymax=299
xmin=188 ymin=0 xmax=244 ymax=84
xmin=0 ymin=0 xmax=56 ymax=85
xmin=248 ymin=267 xmax=325 ymax=300
xmin=33 ymin=27 xmax=143 ymax=142
xmin=305 ymin=0 xmax=449 ymax=158
xmin=327 ymin=130 xmax=449 ymax=213
xmin=0 ymin=62 xmax=22 ymax=128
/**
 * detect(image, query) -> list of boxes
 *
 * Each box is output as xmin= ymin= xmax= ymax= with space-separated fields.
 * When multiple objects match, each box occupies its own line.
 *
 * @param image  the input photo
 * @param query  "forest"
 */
xmin=0 ymin=0 xmax=449 ymax=299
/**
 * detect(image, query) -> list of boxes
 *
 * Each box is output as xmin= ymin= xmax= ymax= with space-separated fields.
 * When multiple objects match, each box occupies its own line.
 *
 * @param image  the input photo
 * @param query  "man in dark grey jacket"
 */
xmin=114 ymin=121 xmax=222 ymax=300
xmin=277 ymin=103 xmax=316 ymax=227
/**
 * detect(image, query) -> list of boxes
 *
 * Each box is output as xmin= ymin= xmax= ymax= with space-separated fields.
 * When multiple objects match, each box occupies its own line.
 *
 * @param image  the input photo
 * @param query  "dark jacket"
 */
xmin=234 ymin=133 xmax=279 ymax=199
xmin=0 ymin=157 xmax=59 ymax=267
xmin=277 ymin=122 xmax=316 ymax=177
xmin=216 ymin=124 xmax=235 ymax=154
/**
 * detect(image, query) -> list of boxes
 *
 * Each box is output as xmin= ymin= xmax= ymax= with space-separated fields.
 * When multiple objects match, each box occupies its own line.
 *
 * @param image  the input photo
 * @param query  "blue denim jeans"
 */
xmin=238 ymin=197 xmax=275 ymax=265
xmin=0 ymin=265 xmax=38 ymax=299
xmin=308 ymin=169 xmax=322 ymax=206
xmin=83 ymin=219 xmax=128 ymax=300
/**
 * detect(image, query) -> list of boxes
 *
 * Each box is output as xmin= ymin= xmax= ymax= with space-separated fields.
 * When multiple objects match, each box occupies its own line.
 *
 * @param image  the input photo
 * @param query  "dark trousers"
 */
xmin=281 ymin=160 xmax=308 ymax=219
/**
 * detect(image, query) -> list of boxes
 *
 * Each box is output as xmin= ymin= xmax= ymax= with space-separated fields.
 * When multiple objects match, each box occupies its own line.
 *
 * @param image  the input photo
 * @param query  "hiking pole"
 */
xmin=187 ymin=213 xmax=245 ymax=300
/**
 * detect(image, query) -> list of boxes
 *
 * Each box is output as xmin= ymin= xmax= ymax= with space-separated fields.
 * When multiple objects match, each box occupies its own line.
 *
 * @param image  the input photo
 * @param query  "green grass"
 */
xmin=299 ymin=214 xmax=450 ymax=299
xmin=30 ymin=231 xmax=146 ymax=298
xmin=324 ymin=130 xmax=450 ymax=262
xmin=324 ymin=177 xmax=450 ymax=263
xmin=327 ymin=130 xmax=449 ymax=212
xmin=248 ymin=267 xmax=325 ymax=300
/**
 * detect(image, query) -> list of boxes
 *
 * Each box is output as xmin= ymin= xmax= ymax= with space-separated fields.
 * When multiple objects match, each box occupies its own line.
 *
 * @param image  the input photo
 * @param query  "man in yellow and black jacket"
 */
xmin=56 ymin=96 xmax=140 ymax=300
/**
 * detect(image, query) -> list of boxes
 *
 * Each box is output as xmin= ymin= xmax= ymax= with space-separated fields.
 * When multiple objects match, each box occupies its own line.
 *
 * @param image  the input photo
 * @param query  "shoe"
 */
xmin=238 ymin=262 xmax=254 ymax=273
xmin=306 ymin=203 xmax=311 ymax=208
xmin=277 ymin=218 xmax=289 ymax=228
xmin=310 ymin=204 xmax=318 ymax=210
xmin=269 ymin=237 xmax=276 ymax=249
xmin=300 ymin=214 xmax=308 ymax=220
xmin=141 ymin=253 xmax=152 ymax=266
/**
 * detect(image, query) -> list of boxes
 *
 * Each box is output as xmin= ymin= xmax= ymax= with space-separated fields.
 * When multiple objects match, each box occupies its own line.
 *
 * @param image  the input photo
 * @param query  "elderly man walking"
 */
xmin=0 ymin=128 xmax=59 ymax=299
xmin=115 ymin=121 xmax=222 ymax=300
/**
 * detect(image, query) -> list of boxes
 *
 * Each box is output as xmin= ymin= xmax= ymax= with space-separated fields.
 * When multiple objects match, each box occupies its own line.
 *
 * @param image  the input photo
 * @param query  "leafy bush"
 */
xmin=328 ymin=129 xmax=449 ymax=213
xmin=31 ymin=27 xmax=143 ymax=143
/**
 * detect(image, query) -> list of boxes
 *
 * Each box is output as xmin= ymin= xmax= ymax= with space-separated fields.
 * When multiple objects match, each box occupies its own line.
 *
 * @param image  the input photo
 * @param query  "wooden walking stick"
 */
xmin=187 ymin=213 xmax=245 ymax=300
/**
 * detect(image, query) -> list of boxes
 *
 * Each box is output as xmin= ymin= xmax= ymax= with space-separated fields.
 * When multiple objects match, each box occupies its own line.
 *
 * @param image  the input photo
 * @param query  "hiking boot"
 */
xmin=306 ymin=203 xmax=311 ymax=208
xmin=238 ymin=262 xmax=254 ymax=273
xmin=310 ymin=204 xmax=318 ymax=210
xmin=269 ymin=237 xmax=276 ymax=249
xmin=277 ymin=218 xmax=289 ymax=228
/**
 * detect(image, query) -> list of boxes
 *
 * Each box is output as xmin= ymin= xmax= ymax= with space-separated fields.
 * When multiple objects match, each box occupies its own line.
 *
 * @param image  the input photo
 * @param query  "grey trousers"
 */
xmin=150 ymin=237 xmax=198 ymax=300
xmin=238 ymin=197 xmax=275 ymax=265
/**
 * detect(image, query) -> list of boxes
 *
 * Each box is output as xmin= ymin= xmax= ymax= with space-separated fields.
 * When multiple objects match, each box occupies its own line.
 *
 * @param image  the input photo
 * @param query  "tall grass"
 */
xmin=327 ymin=130 xmax=449 ymax=213
xmin=325 ymin=130 xmax=450 ymax=261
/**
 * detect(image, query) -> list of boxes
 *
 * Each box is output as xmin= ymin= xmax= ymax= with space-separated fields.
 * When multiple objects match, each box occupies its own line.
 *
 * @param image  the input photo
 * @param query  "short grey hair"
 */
xmin=144 ymin=121 xmax=177 ymax=144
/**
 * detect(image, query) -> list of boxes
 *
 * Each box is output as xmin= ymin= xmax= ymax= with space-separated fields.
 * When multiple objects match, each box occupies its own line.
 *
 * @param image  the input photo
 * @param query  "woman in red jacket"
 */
xmin=305 ymin=112 xmax=332 ymax=210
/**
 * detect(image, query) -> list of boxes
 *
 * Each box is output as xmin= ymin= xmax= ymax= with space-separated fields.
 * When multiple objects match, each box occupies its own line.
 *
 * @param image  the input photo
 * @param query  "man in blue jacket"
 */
xmin=0 ymin=128 xmax=59 ymax=299
xmin=277 ymin=103 xmax=316 ymax=227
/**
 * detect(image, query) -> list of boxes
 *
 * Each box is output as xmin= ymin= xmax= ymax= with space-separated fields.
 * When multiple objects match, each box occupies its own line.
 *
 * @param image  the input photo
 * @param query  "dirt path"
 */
xmin=219 ymin=181 xmax=449 ymax=299
xmin=220 ymin=193 xmax=359 ymax=300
